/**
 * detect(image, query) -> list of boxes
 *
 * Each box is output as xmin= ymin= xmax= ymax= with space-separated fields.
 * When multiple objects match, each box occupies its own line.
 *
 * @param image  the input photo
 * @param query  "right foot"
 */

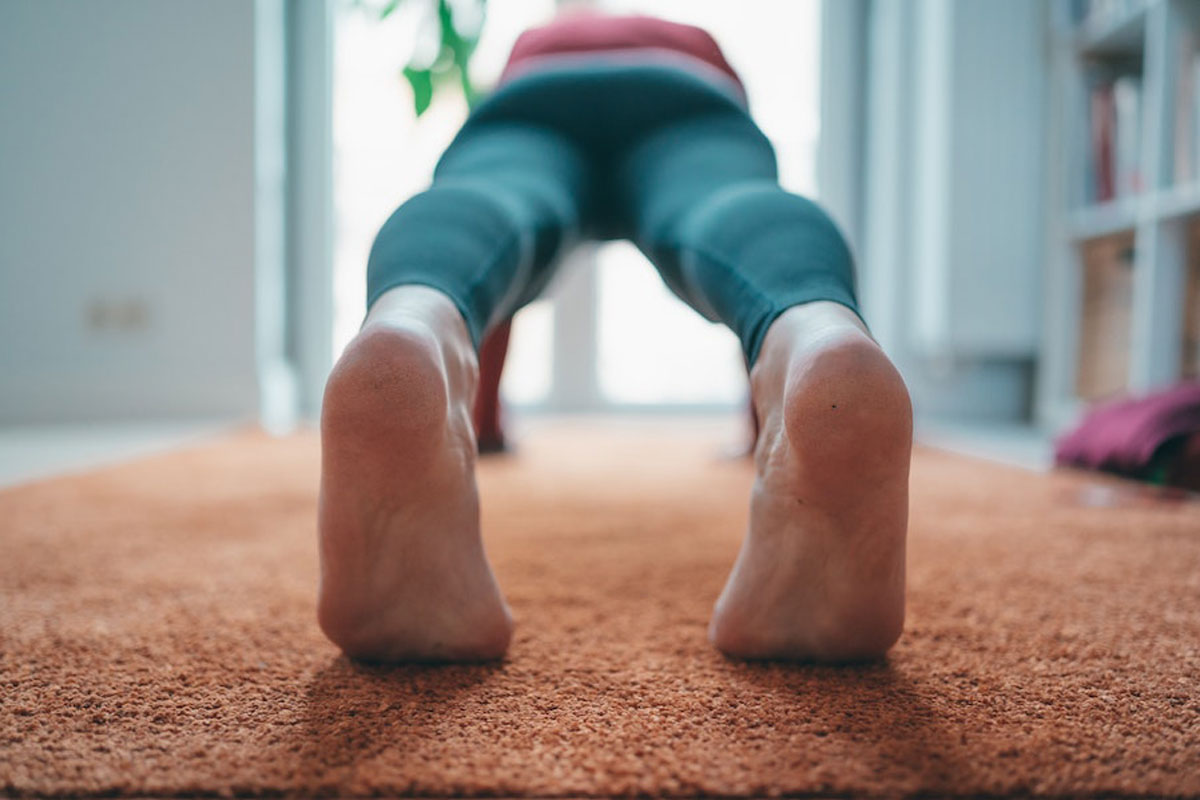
xmin=317 ymin=286 xmax=513 ymax=662
xmin=708 ymin=302 xmax=911 ymax=662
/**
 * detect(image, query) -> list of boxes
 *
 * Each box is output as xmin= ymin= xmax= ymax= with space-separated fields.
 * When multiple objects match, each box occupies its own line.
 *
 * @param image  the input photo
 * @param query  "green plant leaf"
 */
xmin=402 ymin=66 xmax=434 ymax=116
xmin=439 ymin=0 xmax=485 ymax=107
xmin=397 ymin=0 xmax=488 ymax=116
xmin=379 ymin=0 xmax=403 ymax=19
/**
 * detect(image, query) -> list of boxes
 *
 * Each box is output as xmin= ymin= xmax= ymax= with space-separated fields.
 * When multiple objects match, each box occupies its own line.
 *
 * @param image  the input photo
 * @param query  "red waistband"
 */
xmin=498 ymin=13 xmax=744 ymax=92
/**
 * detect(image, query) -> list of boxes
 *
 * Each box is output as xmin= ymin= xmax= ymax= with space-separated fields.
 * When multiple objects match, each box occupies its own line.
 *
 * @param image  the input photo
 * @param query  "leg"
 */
xmin=319 ymin=124 xmax=590 ymax=662
xmin=474 ymin=319 xmax=512 ymax=454
xmin=620 ymin=114 xmax=912 ymax=661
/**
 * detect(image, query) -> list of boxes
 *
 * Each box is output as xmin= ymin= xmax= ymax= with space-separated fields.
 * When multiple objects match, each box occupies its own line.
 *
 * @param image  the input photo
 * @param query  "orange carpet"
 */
xmin=2 ymin=420 xmax=1199 ymax=797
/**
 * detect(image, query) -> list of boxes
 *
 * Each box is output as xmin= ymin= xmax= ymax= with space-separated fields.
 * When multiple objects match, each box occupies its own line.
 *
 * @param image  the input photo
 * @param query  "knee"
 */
xmin=680 ymin=183 xmax=853 ymax=274
xmin=366 ymin=183 xmax=523 ymax=287
xmin=683 ymin=183 xmax=843 ymax=248
xmin=373 ymin=182 xmax=522 ymax=251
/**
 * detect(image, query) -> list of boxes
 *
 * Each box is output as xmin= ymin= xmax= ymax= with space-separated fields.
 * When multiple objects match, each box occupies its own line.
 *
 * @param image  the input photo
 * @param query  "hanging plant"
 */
xmin=380 ymin=0 xmax=488 ymax=116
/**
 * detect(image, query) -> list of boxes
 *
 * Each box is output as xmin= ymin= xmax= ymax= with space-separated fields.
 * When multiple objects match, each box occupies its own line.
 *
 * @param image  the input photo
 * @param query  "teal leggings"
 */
xmin=366 ymin=61 xmax=859 ymax=365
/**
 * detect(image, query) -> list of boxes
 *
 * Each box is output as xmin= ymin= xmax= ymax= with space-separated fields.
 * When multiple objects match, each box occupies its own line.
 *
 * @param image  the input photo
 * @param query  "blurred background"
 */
xmin=1 ymin=0 xmax=1198 ymax=483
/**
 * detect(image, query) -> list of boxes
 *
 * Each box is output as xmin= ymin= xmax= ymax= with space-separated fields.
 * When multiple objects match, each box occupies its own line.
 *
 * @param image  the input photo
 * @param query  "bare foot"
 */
xmin=709 ymin=302 xmax=912 ymax=662
xmin=317 ymin=286 xmax=513 ymax=662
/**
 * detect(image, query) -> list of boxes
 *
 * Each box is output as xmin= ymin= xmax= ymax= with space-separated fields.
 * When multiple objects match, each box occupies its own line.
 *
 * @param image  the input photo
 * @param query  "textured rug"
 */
xmin=2 ymin=420 xmax=1199 ymax=798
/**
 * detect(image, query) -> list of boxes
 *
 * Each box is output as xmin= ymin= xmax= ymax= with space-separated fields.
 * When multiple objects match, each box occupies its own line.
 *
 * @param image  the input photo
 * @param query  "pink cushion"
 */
xmin=1055 ymin=381 xmax=1200 ymax=478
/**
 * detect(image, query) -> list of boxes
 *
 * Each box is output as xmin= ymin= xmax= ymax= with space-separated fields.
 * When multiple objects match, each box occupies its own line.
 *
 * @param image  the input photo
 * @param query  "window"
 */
xmin=332 ymin=0 xmax=822 ymax=411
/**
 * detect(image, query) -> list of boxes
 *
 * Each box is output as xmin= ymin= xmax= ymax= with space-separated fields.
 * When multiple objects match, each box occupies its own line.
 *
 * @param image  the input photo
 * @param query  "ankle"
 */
xmin=363 ymin=285 xmax=478 ymax=395
xmin=762 ymin=302 xmax=870 ymax=363
xmin=750 ymin=302 xmax=872 ymax=413
xmin=365 ymin=286 xmax=468 ymax=345
xmin=773 ymin=301 xmax=870 ymax=339
xmin=749 ymin=304 xmax=910 ymax=474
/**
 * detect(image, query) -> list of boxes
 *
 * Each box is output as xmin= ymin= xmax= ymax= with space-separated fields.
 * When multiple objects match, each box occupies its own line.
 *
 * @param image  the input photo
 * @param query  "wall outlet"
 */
xmin=85 ymin=298 xmax=151 ymax=333
xmin=85 ymin=299 xmax=108 ymax=331
xmin=114 ymin=298 xmax=149 ymax=331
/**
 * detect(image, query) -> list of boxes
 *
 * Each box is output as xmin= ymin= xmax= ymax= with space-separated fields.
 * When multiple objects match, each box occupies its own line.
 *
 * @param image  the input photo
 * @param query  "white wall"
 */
xmin=861 ymin=0 xmax=1047 ymax=421
xmin=0 ymin=0 xmax=269 ymax=423
xmin=910 ymin=0 xmax=1046 ymax=359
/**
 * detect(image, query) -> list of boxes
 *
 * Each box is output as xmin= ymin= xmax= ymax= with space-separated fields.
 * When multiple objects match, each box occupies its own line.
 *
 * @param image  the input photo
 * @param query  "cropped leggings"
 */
xmin=366 ymin=62 xmax=860 ymax=366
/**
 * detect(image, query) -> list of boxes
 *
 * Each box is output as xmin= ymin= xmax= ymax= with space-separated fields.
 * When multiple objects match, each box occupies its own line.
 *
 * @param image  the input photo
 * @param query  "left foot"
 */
xmin=709 ymin=302 xmax=912 ymax=661
xmin=317 ymin=286 xmax=513 ymax=663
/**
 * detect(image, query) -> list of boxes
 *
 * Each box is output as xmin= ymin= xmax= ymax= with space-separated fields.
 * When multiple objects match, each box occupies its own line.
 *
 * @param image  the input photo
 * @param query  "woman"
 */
xmin=316 ymin=11 xmax=913 ymax=664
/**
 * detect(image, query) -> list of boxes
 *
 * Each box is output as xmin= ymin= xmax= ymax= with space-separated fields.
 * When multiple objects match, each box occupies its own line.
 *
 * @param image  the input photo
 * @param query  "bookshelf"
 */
xmin=1039 ymin=0 xmax=1200 ymax=430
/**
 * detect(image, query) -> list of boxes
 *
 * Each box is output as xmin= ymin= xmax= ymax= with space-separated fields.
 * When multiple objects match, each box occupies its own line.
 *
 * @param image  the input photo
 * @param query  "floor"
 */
xmin=0 ymin=412 xmax=1051 ymax=494
xmin=0 ymin=417 xmax=1051 ymax=491
xmin=0 ymin=420 xmax=237 ymax=488
xmin=915 ymin=418 xmax=1055 ymax=471
xmin=0 ymin=413 xmax=1055 ymax=489
xmin=5 ymin=421 xmax=1197 ymax=796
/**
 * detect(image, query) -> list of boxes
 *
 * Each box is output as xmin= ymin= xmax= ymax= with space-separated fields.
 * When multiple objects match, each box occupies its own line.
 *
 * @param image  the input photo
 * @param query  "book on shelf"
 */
xmin=1085 ymin=73 xmax=1142 ymax=204
xmin=1173 ymin=30 xmax=1200 ymax=185
xmin=1076 ymin=234 xmax=1135 ymax=401
xmin=1114 ymin=76 xmax=1142 ymax=196
xmin=1183 ymin=220 xmax=1200 ymax=380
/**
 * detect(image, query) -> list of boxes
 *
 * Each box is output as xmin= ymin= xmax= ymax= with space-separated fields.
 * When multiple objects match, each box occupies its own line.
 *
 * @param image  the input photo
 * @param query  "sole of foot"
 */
xmin=317 ymin=290 xmax=513 ymax=662
xmin=709 ymin=303 xmax=912 ymax=662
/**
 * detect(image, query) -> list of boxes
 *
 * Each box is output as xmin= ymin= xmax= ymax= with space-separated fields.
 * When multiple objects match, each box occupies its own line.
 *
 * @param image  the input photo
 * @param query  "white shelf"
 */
xmin=1068 ymin=196 xmax=1140 ymax=239
xmin=1038 ymin=0 xmax=1196 ymax=430
xmin=1075 ymin=0 xmax=1151 ymax=56
xmin=1155 ymin=181 xmax=1200 ymax=220
xmin=1067 ymin=182 xmax=1200 ymax=240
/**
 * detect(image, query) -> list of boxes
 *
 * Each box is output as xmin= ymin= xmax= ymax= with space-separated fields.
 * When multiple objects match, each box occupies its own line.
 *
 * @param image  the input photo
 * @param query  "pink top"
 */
xmin=499 ymin=13 xmax=746 ymax=101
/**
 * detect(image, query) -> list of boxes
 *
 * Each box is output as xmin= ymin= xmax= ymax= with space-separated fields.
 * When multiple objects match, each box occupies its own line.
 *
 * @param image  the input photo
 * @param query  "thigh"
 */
xmin=613 ymin=111 xmax=858 ymax=363
xmin=366 ymin=123 xmax=593 ymax=344
xmin=460 ymin=62 xmax=750 ymax=238
xmin=434 ymin=122 xmax=594 ymax=313
xmin=434 ymin=122 xmax=593 ymax=256
xmin=613 ymin=112 xmax=779 ymax=297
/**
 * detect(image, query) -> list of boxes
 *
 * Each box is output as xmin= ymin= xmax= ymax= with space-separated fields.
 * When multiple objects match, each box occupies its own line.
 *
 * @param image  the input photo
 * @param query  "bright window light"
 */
xmin=596 ymin=242 xmax=747 ymax=404
xmin=500 ymin=299 xmax=554 ymax=404
xmin=593 ymin=0 xmax=821 ymax=406
xmin=332 ymin=0 xmax=821 ymax=410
